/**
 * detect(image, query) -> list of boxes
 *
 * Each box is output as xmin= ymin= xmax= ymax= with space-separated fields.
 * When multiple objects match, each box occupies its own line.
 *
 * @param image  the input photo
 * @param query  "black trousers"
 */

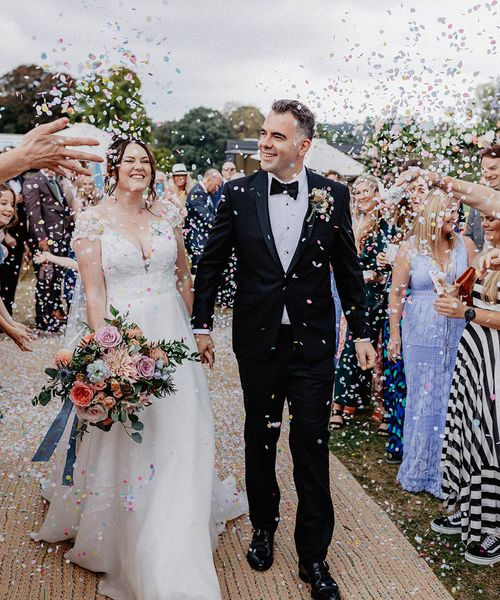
xmin=31 ymin=239 xmax=68 ymax=329
xmin=237 ymin=325 xmax=335 ymax=563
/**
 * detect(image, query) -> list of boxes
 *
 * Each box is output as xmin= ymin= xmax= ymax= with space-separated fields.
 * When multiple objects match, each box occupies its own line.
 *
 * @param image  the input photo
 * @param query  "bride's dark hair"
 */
xmin=104 ymin=136 xmax=157 ymax=205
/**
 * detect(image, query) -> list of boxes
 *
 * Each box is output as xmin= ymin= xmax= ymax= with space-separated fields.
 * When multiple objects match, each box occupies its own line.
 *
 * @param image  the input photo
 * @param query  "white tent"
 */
xmin=252 ymin=137 xmax=364 ymax=178
xmin=305 ymin=138 xmax=363 ymax=177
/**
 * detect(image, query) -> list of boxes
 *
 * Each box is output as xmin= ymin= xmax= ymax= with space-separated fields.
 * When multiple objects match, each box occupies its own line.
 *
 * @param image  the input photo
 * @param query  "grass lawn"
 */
xmin=329 ymin=416 xmax=500 ymax=600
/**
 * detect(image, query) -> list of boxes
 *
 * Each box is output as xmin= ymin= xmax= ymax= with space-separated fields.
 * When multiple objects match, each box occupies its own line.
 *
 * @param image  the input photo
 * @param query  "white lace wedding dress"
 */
xmin=31 ymin=201 xmax=247 ymax=600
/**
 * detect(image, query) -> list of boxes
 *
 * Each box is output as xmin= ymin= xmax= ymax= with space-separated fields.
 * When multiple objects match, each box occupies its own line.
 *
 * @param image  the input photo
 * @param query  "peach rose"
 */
xmin=79 ymin=332 xmax=95 ymax=347
xmin=126 ymin=327 xmax=143 ymax=338
xmin=93 ymin=380 xmax=107 ymax=391
xmin=102 ymin=396 xmax=116 ymax=410
xmin=69 ymin=382 xmax=94 ymax=407
xmin=75 ymin=373 xmax=86 ymax=383
xmin=149 ymin=347 xmax=168 ymax=363
xmin=55 ymin=349 xmax=72 ymax=368
xmin=110 ymin=379 xmax=123 ymax=399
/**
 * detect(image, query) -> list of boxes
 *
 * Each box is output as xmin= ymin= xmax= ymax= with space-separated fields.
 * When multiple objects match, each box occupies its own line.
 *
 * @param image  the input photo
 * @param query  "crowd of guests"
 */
xmin=329 ymin=145 xmax=500 ymax=567
xmin=0 ymin=118 xmax=498 ymax=568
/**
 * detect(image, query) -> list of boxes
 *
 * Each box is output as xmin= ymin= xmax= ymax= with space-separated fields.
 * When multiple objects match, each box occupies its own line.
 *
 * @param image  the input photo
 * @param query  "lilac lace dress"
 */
xmin=397 ymin=237 xmax=467 ymax=498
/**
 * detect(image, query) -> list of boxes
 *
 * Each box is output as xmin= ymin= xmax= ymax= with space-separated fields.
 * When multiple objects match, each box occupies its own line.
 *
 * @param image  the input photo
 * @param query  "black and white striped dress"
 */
xmin=441 ymin=280 xmax=500 ymax=544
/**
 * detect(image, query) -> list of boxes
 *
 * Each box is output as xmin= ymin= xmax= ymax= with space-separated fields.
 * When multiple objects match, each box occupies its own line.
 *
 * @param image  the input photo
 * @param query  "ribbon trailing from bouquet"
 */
xmin=32 ymin=397 xmax=79 ymax=486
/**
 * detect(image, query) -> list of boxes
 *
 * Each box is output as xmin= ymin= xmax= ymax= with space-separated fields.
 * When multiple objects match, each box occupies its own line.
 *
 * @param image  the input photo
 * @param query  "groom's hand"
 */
xmin=354 ymin=340 xmax=376 ymax=371
xmin=195 ymin=333 xmax=215 ymax=368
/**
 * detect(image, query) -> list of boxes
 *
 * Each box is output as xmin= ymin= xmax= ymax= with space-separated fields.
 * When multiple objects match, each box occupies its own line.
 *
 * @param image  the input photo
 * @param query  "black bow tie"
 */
xmin=270 ymin=178 xmax=299 ymax=200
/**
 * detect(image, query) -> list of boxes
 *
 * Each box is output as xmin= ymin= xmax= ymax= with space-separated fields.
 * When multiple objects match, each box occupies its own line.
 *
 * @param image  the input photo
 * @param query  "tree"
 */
xmin=154 ymin=107 xmax=233 ymax=174
xmin=73 ymin=67 xmax=153 ymax=142
xmin=0 ymin=64 xmax=74 ymax=133
xmin=227 ymin=105 xmax=264 ymax=139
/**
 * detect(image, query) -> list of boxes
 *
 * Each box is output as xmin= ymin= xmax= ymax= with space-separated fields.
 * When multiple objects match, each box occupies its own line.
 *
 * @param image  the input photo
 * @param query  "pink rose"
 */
xmin=75 ymin=404 xmax=108 ymax=423
xmin=69 ymin=382 xmax=94 ymax=407
xmin=94 ymin=325 xmax=122 ymax=349
xmin=136 ymin=355 xmax=156 ymax=379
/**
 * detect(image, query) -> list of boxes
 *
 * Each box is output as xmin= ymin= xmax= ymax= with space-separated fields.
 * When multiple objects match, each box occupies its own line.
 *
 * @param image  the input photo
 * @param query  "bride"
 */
xmin=31 ymin=137 xmax=247 ymax=600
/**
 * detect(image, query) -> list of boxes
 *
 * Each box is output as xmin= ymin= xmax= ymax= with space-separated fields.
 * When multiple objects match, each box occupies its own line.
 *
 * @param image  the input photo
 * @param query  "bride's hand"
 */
xmin=195 ymin=333 xmax=215 ymax=368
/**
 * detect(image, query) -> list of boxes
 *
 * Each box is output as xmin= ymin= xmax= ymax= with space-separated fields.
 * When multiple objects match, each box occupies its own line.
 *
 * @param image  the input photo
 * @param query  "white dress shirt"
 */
xmin=267 ymin=169 xmax=309 ymax=324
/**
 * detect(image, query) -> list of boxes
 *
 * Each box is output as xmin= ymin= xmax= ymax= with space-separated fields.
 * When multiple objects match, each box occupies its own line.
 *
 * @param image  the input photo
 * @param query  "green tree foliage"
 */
xmin=153 ymin=107 xmax=233 ymax=174
xmin=74 ymin=67 xmax=153 ymax=142
xmin=227 ymin=105 xmax=264 ymax=139
xmin=0 ymin=64 xmax=74 ymax=133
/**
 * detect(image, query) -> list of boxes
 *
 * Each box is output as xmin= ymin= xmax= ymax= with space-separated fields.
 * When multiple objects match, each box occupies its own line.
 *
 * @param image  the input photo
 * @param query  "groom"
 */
xmin=192 ymin=99 xmax=375 ymax=600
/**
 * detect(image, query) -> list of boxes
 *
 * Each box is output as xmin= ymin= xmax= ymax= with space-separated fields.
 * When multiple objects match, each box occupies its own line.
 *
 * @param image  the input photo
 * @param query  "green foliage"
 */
xmin=153 ymin=107 xmax=233 ymax=175
xmin=0 ymin=64 xmax=75 ymax=133
xmin=227 ymin=105 xmax=264 ymax=139
xmin=73 ymin=66 xmax=153 ymax=142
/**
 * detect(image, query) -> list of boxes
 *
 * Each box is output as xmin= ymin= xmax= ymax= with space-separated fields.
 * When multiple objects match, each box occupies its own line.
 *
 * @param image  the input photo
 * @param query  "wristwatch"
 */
xmin=464 ymin=308 xmax=476 ymax=323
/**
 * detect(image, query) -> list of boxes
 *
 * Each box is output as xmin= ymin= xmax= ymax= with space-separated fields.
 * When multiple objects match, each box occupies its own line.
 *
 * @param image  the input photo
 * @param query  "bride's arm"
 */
xmin=73 ymin=237 xmax=106 ymax=330
xmin=174 ymin=226 xmax=194 ymax=316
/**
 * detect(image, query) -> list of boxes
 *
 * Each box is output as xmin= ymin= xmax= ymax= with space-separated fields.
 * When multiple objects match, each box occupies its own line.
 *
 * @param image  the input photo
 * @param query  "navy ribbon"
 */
xmin=32 ymin=397 xmax=79 ymax=486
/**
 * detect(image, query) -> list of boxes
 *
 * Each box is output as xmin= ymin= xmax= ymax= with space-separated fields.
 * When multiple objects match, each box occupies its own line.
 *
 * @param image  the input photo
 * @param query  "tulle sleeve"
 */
xmin=158 ymin=198 xmax=185 ymax=229
xmin=72 ymin=210 xmax=105 ymax=244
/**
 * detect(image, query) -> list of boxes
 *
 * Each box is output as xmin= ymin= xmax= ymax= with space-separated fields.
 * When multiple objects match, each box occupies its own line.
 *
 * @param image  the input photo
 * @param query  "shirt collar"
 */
xmin=267 ymin=167 xmax=307 ymax=193
xmin=199 ymin=181 xmax=208 ymax=193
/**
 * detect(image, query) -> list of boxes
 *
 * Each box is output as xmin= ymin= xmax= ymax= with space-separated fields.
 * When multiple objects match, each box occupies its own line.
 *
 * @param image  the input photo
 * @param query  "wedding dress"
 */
xmin=31 ymin=201 xmax=247 ymax=600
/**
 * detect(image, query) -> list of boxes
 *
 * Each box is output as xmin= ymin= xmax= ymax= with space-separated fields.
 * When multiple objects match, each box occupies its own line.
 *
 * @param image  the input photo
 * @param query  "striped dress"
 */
xmin=441 ymin=280 xmax=500 ymax=544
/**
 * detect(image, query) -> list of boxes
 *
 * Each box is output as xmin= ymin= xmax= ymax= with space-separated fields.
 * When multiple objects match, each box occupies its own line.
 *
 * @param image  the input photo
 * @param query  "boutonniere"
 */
xmin=307 ymin=187 xmax=335 ymax=222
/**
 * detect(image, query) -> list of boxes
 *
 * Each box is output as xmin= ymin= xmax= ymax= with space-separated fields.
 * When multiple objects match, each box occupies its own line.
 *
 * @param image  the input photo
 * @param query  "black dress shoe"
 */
xmin=247 ymin=529 xmax=274 ymax=571
xmin=298 ymin=561 xmax=341 ymax=600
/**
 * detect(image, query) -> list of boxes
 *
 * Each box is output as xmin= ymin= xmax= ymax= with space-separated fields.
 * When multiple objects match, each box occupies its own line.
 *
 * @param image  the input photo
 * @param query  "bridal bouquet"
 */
xmin=32 ymin=306 xmax=198 ymax=443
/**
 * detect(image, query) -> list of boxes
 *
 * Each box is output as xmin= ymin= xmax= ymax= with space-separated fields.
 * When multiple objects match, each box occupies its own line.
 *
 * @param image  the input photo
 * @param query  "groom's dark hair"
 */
xmin=271 ymin=99 xmax=315 ymax=141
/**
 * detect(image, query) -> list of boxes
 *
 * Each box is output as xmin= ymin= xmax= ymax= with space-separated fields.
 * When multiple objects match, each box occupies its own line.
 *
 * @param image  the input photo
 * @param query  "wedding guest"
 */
xmin=71 ymin=174 xmax=100 ymax=213
xmin=0 ymin=184 xmax=32 ymax=351
xmin=388 ymin=189 xmax=475 ymax=497
xmin=325 ymin=170 xmax=343 ymax=182
xmin=395 ymin=167 xmax=500 ymax=219
xmin=185 ymin=168 xmax=223 ymax=273
xmin=23 ymin=169 xmax=73 ymax=331
xmin=0 ymin=117 xmax=103 ymax=184
xmin=332 ymin=174 xmax=394 ymax=427
xmin=376 ymin=183 xmax=425 ymax=460
xmin=431 ymin=213 xmax=500 ymax=565
xmin=165 ymin=163 xmax=195 ymax=217
xmin=466 ymin=146 xmax=500 ymax=250
xmin=0 ymin=178 xmax=28 ymax=314
xmin=221 ymin=161 xmax=236 ymax=183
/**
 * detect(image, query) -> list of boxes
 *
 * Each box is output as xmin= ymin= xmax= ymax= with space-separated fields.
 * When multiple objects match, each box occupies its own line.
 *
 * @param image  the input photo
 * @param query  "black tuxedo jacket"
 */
xmin=23 ymin=172 xmax=72 ymax=248
xmin=185 ymin=183 xmax=217 ymax=266
xmin=192 ymin=168 xmax=368 ymax=362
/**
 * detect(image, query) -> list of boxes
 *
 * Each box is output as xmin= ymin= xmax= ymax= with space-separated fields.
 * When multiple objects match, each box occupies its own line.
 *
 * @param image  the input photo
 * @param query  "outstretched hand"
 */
xmin=18 ymin=117 xmax=104 ymax=176
xmin=195 ymin=333 xmax=215 ymax=368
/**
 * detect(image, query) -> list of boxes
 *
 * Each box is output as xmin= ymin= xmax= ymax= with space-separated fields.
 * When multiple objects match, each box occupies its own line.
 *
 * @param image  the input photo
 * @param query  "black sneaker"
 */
xmin=431 ymin=511 xmax=461 ymax=535
xmin=465 ymin=535 xmax=500 ymax=566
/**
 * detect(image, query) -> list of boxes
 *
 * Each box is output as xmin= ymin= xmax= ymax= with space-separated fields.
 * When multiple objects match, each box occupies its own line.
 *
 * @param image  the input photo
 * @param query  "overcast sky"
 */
xmin=0 ymin=0 xmax=498 ymax=125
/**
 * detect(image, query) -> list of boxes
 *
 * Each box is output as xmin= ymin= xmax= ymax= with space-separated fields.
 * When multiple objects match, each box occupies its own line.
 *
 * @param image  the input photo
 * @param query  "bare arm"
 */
xmin=387 ymin=242 xmax=411 ymax=360
xmin=396 ymin=168 xmax=500 ymax=218
xmin=174 ymin=226 xmax=194 ymax=316
xmin=33 ymin=251 xmax=79 ymax=270
xmin=73 ymin=237 xmax=106 ymax=330
xmin=434 ymin=294 xmax=500 ymax=330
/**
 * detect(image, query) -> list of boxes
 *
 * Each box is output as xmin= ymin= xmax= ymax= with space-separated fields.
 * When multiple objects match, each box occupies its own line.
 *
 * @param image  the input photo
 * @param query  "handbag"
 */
xmin=454 ymin=266 xmax=478 ymax=306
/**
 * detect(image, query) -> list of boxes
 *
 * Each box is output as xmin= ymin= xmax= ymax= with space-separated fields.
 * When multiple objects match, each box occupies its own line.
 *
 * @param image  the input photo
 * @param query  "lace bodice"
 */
xmin=73 ymin=200 xmax=183 ymax=303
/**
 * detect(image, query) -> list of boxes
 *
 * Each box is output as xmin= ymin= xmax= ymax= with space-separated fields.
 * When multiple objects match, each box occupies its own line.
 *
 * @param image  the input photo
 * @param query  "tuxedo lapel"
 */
xmin=255 ymin=170 xmax=283 ymax=272
xmin=286 ymin=168 xmax=318 ymax=275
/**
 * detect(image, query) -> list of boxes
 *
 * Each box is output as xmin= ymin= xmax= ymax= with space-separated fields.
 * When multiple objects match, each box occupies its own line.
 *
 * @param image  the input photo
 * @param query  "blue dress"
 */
xmin=397 ymin=236 xmax=467 ymax=498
